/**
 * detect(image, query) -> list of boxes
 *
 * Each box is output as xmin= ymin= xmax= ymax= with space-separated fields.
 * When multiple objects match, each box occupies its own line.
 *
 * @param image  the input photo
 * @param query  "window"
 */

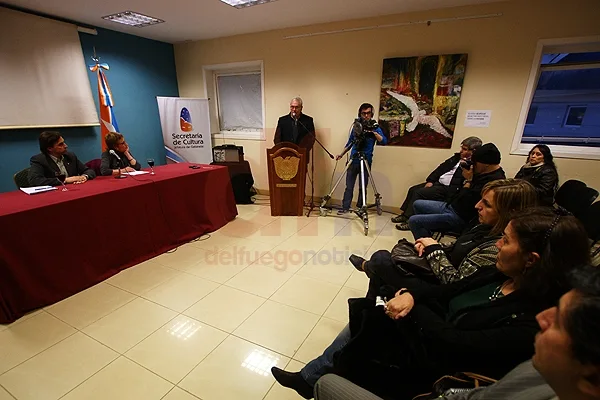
xmin=564 ymin=106 xmax=587 ymax=127
xmin=512 ymin=37 xmax=600 ymax=159
xmin=203 ymin=61 xmax=265 ymax=140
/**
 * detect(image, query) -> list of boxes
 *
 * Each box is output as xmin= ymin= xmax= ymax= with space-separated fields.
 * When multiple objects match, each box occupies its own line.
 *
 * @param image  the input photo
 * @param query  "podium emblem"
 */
xmin=273 ymin=156 xmax=300 ymax=180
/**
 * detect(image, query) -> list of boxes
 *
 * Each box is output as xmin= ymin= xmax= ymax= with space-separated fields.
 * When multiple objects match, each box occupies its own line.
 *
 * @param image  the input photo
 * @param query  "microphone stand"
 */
xmin=295 ymin=116 xmax=334 ymax=217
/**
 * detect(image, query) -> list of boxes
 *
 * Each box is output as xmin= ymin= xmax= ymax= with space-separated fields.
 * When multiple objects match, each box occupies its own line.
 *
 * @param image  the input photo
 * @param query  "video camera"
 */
xmin=460 ymin=159 xmax=473 ymax=170
xmin=351 ymin=118 xmax=379 ymax=148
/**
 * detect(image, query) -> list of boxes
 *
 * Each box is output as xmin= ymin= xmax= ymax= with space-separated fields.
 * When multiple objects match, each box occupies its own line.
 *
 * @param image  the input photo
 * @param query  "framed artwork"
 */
xmin=378 ymin=54 xmax=468 ymax=148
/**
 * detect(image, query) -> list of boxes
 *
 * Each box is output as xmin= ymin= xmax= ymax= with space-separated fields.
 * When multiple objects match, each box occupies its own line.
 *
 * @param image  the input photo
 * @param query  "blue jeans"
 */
xmin=408 ymin=200 xmax=465 ymax=239
xmin=301 ymin=324 xmax=351 ymax=386
xmin=342 ymin=162 xmax=371 ymax=210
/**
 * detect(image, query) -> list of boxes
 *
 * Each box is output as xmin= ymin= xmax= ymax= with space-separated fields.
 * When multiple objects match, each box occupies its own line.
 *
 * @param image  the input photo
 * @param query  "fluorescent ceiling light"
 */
xmin=102 ymin=11 xmax=164 ymax=27
xmin=220 ymin=0 xmax=279 ymax=9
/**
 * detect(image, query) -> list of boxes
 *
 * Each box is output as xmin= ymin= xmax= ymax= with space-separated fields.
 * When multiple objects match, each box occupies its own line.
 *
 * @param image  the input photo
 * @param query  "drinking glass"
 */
xmin=147 ymin=159 xmax=155 ymax=175
xmin=56 ymin=173 xmax=68 ymax=191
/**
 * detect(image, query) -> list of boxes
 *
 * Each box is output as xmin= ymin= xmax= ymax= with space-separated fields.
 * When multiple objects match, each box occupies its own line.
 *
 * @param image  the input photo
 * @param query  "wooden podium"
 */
xmin=267 ymin=142 xmax=306 ymax=216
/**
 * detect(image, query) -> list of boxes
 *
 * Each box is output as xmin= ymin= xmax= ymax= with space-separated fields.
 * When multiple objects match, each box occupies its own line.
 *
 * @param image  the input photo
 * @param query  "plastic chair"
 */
xmin=85 ymin=158 xmax=102 ymax=177
xmin=555 ymin=180 xmax=599 ymax=217
xmin=13 ymin=167 xmax=31 ymax=188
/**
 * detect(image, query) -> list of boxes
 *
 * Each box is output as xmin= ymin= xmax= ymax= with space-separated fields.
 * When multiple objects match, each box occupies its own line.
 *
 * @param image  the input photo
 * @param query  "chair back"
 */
xmin=85 ymin=158 xmax=102 ymax=177
xmin=555 ymin=180 xmax=599 ymax=217
xmin=582 ymin=201 xmax=600 ymax=242
xmin=13 ymin=167 xmax=31 ymax=188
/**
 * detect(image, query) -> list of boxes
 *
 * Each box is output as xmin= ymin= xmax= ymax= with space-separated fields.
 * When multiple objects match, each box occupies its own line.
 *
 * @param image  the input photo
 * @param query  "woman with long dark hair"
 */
xmin=271 ymin=208 xmax=590 ymax=400
xmin=515 ymin=145 xmax=559 ymax=205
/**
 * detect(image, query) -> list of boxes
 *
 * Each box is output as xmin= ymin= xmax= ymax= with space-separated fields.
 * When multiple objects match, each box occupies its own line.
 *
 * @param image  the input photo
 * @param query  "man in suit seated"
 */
xmin=314 ymin=264 xmax=600 ymax=400
xmin=274 ymin=97 xmax=316 ymax=162
xmin=391 ymin=136 xmax=482 ymax=229
xmin=407 ymin=143 xmax=506 ymax=239
xmin=29 ymin=131 xmax=95 ymax=186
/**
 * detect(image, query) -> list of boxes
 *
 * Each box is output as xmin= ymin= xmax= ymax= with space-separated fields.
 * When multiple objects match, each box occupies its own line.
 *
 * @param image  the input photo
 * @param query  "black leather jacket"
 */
xmin=514 ymin=164 xmax=558 ymax=206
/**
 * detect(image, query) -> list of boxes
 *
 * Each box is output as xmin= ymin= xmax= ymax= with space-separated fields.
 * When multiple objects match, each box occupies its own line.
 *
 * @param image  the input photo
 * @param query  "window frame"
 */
xmin=202 ymin=60 xmax=266 ymax=141
xmin=511 ymin=35 xmax=600 ymax=160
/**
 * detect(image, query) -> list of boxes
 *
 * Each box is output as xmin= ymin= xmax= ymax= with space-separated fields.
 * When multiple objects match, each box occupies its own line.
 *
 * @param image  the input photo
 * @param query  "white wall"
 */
xmin=175 ymin=0 xmax=600 ymax=208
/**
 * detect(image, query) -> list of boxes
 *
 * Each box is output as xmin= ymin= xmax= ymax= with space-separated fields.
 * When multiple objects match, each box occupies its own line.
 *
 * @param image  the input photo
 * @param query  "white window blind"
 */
xmin=216 ymin=73 xmax=263 ymax=131
xmin=0 ymin=8 xmax=99 ymax=130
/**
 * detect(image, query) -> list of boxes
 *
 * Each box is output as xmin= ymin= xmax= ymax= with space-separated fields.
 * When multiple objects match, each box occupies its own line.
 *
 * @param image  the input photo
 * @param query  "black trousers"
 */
xmin=399 ymin=182 xmax=449 ymax=217
xmin=364 ymin=250 xmax=439 ymax=299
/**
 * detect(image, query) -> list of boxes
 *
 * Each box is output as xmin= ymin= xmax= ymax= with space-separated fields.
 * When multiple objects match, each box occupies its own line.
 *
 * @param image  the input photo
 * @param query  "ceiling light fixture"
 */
xmin=102 ymin=11 xmax=164 ymax=28
xmin=219 ymin=0 xmax=279 ymax=9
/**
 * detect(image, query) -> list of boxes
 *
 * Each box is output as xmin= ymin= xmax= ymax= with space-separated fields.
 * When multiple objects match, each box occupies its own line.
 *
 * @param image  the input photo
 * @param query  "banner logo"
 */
xmin=180 ymin=107 xmax=193 ymax=132
xmin=157 ymin=97 xmax=213 ymax=164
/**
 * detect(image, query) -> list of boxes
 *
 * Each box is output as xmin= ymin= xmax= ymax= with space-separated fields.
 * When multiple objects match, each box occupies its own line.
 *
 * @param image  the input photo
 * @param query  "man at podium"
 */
xmin=274 ymin=97 xmax=316 ymax=163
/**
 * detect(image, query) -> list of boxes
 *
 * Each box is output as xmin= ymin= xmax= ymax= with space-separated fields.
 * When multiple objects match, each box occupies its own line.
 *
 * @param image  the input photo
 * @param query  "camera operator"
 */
xmin=274 ymin=97 xmax=316 ymax=163
xmin=335 ymin=103 xmax=387 ymax=214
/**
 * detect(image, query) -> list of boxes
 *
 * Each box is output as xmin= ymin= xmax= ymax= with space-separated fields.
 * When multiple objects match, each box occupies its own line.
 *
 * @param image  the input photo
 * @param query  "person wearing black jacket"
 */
xmin=406 ymin=143 xmax=506 ymax=239
xmin=514 ymin=145 xmax=559 ymax=206
xmin=270 ymin=208 xmax=590 ymax=400
xmin=100 ymin=132 xmax=142 ymax=176
xmin=274 ymin=97 xmax=316 ymax=163
xmin=349 ymin=179 xmax=538 ymax=299
xmin=392 ymin=137 xmax=482 ymax=226
xmin=314 ymin=265 xmax=600 ymax=400
xmin=29 ymin=131 xmax=96 ymax=186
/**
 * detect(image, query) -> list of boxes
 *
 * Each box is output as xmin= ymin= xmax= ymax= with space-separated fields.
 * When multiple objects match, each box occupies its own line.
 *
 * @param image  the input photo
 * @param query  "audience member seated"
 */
xmin=28 ymin=131 xmax=96 ymax=187
xmin=349 ymin=179 xmax=538 ymax=299
xmin=271 ymin=208 xmax=590 ymax=400
xmin=100 ymin=132 xmax=142 ymax=176
xmin=313 ymin=265 xmax=600 ymax=400
xmin=391 ymin=136 xmax=482 ymax=225
xmin=514 ymin=144 xmax=559 ymax=206
xmin=405 ymin=143 xmax=506 ymax=238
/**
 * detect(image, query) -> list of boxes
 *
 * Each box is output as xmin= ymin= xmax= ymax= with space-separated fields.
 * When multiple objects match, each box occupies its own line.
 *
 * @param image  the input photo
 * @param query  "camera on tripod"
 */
xmin=352 ymin=118 xmax=379 ymax=148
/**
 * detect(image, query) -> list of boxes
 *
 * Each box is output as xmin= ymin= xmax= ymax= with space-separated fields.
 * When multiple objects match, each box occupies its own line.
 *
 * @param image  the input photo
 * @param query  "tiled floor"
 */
xmin=0 ymin=204 xmax=412 ymax=400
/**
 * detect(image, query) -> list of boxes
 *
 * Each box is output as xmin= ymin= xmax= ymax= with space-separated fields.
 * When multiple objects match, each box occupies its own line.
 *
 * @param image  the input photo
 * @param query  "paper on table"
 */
xmin=126 ymin=171 xmax=150 ymax=176
xmin=20 ymin=186 xmax=57 ymax=195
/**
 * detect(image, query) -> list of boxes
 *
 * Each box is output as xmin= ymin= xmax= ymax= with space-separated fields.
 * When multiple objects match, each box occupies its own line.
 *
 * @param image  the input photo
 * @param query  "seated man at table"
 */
xmin=29 ymin=131 xmax=96 ymax=186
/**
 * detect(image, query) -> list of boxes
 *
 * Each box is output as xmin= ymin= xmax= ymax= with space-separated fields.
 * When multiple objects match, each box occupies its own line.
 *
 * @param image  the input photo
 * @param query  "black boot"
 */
xmin=391 ymin=214 xmax=407 ymax=223
xmin=271 ymin=367 xmax=314 ymax=399
xmin=349 ymin=254 xmax=366 ymax=272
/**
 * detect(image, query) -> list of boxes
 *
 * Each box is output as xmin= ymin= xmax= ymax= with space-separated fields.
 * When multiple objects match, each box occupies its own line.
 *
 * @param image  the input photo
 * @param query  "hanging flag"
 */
xmin=89 ymin=60 xmax=119 ymax=151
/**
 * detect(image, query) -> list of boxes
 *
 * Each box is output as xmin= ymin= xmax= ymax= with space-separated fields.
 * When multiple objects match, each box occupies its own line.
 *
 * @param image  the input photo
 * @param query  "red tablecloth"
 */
xmin=0 ymin=163 xmax=237 ymax=323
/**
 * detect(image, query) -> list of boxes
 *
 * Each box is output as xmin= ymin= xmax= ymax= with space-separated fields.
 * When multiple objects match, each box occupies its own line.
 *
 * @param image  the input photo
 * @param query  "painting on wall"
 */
xmin=378 ymin=54 xmax=468 ymax=149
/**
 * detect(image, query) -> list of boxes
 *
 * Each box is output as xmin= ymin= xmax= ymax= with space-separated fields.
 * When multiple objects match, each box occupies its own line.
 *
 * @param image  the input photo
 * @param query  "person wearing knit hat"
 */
xmin=471 ymin=143 xmax=501 ymax=165
xmin=391 ymin=136 xmax=482 ymax=227
xmin=406 ymin=142 xmax=506 ymax=239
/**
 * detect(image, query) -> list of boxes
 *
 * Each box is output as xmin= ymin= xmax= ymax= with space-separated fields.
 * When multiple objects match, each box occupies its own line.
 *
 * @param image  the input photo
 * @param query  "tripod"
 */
xmin=320 ymin=149 xmax=382 ymax=236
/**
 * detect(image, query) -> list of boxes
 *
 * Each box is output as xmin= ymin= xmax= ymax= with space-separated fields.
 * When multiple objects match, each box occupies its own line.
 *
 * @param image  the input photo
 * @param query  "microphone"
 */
xmin=109 ymin=149 xmax=121 ymax=160
xmin=109 ymin=150 xmax=128 ymax=179
xmin=291 ymin=111 xmax=296 ymax=119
